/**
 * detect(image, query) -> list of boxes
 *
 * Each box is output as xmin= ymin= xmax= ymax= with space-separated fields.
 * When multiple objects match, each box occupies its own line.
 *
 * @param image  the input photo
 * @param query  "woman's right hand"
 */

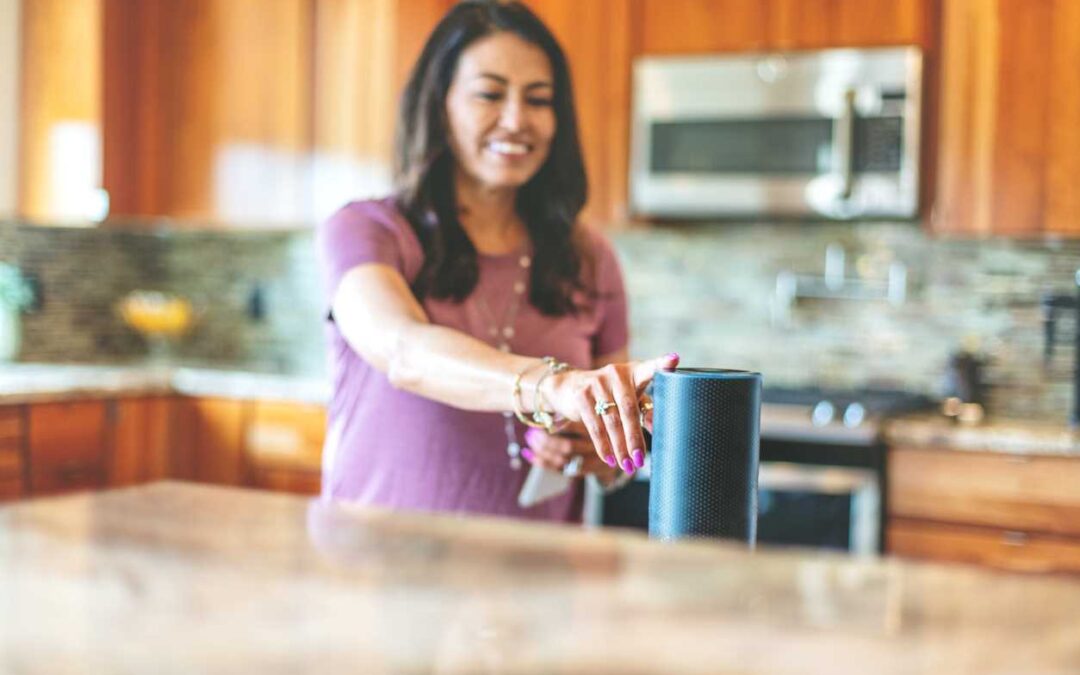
xmin=543 ymin=353 xmax=679 ymax=475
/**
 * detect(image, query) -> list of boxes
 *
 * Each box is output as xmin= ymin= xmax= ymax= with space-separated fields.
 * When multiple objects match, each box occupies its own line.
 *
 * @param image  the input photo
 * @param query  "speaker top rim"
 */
xmin=657 ymin=368 xmax=762 ymax=380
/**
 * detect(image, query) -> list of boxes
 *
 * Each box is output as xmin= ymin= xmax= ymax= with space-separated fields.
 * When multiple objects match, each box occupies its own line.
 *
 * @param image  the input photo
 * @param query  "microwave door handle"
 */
xmin=833 ymin=89 xmax=857 ymax=200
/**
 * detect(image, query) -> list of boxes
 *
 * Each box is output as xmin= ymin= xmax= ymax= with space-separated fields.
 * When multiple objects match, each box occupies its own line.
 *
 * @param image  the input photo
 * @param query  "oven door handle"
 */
xmin=832 ymin=88 xmax=857 ymax=200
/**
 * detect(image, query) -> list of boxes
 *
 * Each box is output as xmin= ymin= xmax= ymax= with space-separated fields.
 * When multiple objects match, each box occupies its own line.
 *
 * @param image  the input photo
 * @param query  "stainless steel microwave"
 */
xmin=630 ymin=47 xmax=923 ymax=219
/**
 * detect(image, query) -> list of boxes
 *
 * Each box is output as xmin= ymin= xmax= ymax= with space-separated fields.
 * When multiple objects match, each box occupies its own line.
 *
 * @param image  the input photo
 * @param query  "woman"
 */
xmin=317 ymin=0 xmax=677 ymax=522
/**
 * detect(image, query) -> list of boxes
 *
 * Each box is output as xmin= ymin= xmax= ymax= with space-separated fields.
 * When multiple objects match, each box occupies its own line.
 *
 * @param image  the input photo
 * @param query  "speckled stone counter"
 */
xmin=6 ymin=363 xmax=1080 ymax=461
xmin=886 ymin=413 xmax=1080 ymax=457
xmin=0 ymin=363 xmax=329 ymax=405
xmin=1 ymin=482 xmax=1078 ymax=674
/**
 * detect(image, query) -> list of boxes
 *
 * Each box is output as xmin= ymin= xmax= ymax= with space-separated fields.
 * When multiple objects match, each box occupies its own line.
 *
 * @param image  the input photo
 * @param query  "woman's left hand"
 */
xmin=520 ymin=423 xmax=620 ymax=482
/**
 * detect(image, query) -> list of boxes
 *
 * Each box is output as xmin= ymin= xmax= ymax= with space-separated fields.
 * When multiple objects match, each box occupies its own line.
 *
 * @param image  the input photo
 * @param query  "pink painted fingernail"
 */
xmin=621 ymin=458 xmax=635 ymax=474
xmin=521 ymin=448 xmax=536 ymax=463
xmin=632 ymin=449 xmax=645 ymax=468
xmin=603 ymin=454 xmax=617 ymax=467
xmin=524 ymin=428 xmax=542 ymax=445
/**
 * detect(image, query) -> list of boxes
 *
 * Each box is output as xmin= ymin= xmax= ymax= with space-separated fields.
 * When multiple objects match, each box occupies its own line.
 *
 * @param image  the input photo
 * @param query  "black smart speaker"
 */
xmin=648 ymin=368 xmax=762 ymax=544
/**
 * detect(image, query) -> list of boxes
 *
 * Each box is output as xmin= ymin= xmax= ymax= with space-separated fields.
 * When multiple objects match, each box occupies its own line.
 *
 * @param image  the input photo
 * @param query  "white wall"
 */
xmin=0 ymin=0 xmax=20 ymax=218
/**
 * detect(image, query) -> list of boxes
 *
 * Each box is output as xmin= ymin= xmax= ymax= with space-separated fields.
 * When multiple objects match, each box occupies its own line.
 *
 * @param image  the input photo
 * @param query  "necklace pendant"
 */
xmin=506 ymin=440 xmax=522 ymax=471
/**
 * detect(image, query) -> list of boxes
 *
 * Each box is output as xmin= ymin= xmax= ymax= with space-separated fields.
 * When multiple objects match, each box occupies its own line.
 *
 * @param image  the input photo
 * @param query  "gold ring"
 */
xmin=639 ymin=399 xmax=653 ymax=428
xmin=594 ymin=400 xmax=617 ymax=416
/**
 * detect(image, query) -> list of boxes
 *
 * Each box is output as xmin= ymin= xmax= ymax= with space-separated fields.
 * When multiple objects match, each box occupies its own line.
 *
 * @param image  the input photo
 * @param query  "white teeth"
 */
xmin=488 ymin=141 xmax=529 ymax=156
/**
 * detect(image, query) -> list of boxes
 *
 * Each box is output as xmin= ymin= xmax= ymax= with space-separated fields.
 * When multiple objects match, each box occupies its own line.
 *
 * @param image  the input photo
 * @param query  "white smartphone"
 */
xmin=517 ymin=464 xmax=572 ymax=508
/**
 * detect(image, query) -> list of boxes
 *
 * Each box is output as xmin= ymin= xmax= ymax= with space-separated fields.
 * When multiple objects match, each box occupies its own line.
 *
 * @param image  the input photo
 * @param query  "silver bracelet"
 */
xmin=532 ymin=356 xmax=569 ymax=430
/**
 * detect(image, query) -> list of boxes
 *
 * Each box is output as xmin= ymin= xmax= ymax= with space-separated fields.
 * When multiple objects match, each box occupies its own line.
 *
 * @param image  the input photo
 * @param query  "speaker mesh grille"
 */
xmin=648 ymin=369 xmax=761 ymax=543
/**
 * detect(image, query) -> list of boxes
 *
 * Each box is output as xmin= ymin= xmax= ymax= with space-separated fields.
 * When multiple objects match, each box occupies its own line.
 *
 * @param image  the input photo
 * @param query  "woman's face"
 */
xmin=445 ymin=32 xmax=557 ymax=194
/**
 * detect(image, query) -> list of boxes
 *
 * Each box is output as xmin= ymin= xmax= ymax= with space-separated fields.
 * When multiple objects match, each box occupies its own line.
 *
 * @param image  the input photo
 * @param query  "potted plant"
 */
xmin=0 ymin=263 xmax=34 ymax=361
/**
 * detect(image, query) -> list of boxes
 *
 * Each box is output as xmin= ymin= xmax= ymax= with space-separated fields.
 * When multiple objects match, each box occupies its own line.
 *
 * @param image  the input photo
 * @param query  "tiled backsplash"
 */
xmin=2 ymin=218 xmax=1078 ymax=421
xmin=0 ymin=222 xmax=325 ymax=375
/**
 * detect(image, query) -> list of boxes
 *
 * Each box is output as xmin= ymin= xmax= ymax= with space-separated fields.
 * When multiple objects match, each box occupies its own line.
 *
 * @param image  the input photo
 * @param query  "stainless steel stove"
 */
xmin=761 ymin=386 xmax=936 ymax=444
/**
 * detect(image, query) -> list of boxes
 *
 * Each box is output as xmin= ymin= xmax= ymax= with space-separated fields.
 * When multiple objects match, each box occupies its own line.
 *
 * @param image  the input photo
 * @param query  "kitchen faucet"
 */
xmin=1040 ymin=270 xmax=1080 ymax=426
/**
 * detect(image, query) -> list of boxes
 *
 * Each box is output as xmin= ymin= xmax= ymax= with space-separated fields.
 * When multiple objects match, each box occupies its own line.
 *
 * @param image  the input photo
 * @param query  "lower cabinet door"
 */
xmin=27 ymin=400 xmax=109 ymax=497
xmin=888 ymin=518 xmax=1080 ymax=575
xmin=0 ymin=475 xmax=24 ymax=501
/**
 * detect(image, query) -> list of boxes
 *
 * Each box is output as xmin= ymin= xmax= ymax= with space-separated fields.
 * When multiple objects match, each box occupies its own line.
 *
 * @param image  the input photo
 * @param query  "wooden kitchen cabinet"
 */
xmin=768 ymin=0 xmax=934 ymax=50
xmin=0 ymin=406 xmax=27 ymax=502
xmin=934 ymin=0 xmax=1080 ymax=237
xmin=27 ymin=400 xmax=109 ymax=496
xmin=244 ymin=401 xmax=326 ymax=495
xmin=109 ymin=397 xmax=174 ymax=486
xmin=887 ymin=446 xmax=1080 ymax=574
xmin=170 ymin=397 xmax=250 ymax=485
xmin=636 ymin=0 xmax=935 ymax=55
xmin=636 ymin=0 xmax=769 ymax=55
xmin=523 ymin=0 xmax=634 ymax=226
xmin=889 ymin=518 xmax=1080 ymax=575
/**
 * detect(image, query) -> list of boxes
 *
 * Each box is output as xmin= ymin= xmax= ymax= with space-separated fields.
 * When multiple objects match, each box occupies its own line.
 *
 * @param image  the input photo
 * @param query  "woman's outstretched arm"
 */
xmin=332 ymin=262 xmax=676 ymax=472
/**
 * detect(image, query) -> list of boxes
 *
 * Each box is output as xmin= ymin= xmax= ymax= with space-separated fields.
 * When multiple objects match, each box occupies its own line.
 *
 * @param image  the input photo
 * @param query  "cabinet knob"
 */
xmin=1002 ymin=531 xmax=1028 ymax=547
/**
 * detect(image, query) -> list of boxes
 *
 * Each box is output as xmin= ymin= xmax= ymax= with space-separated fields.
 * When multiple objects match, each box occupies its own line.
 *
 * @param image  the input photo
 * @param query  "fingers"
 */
xmin=576 ymin=386 xmax=619 ymax=471
xmin=593 ymin=378 xmax=633 ymax=474
xmin=608 ymin=370 xmax=646 ymax=471
xmin=520 ymin=428 xmax=621 ymax=479
xmin=540 ymin=354 xmax=677 ymax=478
xmin=522 ymin=428 xmax=578 ymax=466
xmin=630 ymin=352 xmax=680 ymax=395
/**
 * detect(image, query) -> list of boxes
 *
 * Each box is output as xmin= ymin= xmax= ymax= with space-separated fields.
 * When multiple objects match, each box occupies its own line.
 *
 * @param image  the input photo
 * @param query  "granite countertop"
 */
xmin=0 ymin=363 xmax=330 ymax=405
xmin=3 ymin=363 xmax=1080 ymax=458
xmin=886 ymin=413 xmax=1080 ymax=458
xmin=1 ymin=482 xmax=1078 ymax=674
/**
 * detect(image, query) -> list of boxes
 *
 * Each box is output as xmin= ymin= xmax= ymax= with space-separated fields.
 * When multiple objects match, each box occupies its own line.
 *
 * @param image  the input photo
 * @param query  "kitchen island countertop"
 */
xmin=1 ymin=481 xmax=1078 ymax=674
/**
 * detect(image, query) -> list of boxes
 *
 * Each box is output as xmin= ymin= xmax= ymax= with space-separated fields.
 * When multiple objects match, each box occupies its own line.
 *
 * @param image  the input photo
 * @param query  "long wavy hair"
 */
xmin=393 ymin=0 xmax=588 ymax=316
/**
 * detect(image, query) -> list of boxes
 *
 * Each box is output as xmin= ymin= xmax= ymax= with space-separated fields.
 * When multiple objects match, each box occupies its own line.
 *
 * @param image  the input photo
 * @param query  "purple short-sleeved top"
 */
xmin=316 ymin=197 xmax=629 ymax=523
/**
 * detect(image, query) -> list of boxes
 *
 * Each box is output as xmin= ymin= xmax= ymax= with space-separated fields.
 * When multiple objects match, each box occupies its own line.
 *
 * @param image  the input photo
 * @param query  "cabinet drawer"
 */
xmin=0 ymin=406 xmax=24 ymax=445
xmin=889 ymin=447 xmax=1080 ymax=537
xmin=0 ymin=475 xmax=24 ymax=502
xmin=889 ymin=518 xmax=1080 ymax=575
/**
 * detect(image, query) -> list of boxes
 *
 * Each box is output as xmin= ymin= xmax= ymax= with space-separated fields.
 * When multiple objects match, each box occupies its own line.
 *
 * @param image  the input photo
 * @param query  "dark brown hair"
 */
xmin=393 ymin=0 xmax=587 ymax=316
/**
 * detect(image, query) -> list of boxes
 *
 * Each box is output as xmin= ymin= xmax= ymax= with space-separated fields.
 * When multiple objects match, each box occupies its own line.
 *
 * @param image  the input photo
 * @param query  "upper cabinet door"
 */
xmin=523 ymin=0 xmax=634 ymax=226
xmin=637 ymin=0 xmax=769 ymax=55
xmin=99 ymin=0 xmax=452 ymax=227
xmin=637 ymin=0 xmax=932 ymax=55
xmin=935 ymin=0 xmax=1080 ymax=237
xmin=1045 ymin=0 xmax=1080 ymax=237
xmin=769 ymin=0 xmax=932 ymax=50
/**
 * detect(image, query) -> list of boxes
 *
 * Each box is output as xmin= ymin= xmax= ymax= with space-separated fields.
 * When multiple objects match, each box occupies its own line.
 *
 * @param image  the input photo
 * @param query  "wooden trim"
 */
xmin=889 ymin=517 xmax=1080 ymax=575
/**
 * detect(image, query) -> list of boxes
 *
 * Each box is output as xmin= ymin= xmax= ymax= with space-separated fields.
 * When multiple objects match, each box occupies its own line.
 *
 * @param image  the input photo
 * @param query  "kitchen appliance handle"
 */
xmin=833 ymin=89 xmax=857 ymax=200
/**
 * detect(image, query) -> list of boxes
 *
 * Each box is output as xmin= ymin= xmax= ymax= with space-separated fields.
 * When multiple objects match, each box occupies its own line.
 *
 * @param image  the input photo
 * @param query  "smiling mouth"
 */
xmin=486 ymin=140 xmax=532 ymax=157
